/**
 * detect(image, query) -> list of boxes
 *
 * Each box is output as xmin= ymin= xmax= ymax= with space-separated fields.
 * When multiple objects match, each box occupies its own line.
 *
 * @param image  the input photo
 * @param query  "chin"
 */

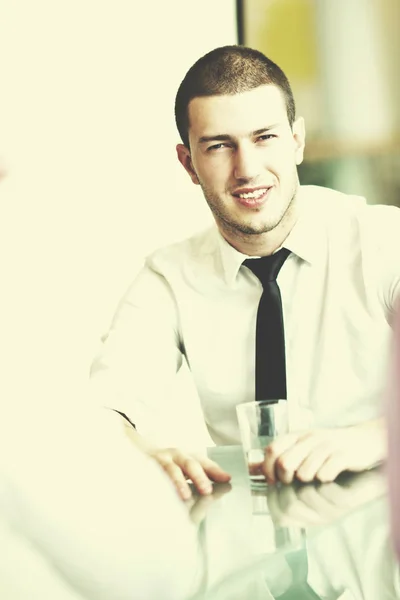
xmin=234 ymin=223 xmax=274 ymax=236
xmin=247 ymin=218 xmax=282 ymax=235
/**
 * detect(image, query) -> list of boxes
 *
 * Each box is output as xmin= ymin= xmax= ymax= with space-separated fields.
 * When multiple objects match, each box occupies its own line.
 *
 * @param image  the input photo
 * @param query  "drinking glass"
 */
xmin=236 ymin=400 xmax=288 ymax=487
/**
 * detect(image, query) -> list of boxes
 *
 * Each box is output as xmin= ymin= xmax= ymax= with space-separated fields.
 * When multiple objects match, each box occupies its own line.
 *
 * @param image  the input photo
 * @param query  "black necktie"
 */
xmin=244 ymin=248 xmax=291 ymax=401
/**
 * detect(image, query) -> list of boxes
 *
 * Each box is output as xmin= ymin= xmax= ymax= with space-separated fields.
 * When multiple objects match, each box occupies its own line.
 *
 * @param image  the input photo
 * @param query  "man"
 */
xmin=91 ymin=45 xmax=396 ymax=499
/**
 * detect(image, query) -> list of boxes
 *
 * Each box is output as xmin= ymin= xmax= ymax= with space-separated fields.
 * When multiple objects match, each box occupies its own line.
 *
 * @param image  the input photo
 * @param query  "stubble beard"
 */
xmin=200 ymin=181 xmax=298 ymax=239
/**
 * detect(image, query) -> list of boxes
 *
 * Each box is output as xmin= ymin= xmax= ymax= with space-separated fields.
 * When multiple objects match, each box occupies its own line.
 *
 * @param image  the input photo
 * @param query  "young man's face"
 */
xmin=177 ymin=84 xmax=305 ymax=243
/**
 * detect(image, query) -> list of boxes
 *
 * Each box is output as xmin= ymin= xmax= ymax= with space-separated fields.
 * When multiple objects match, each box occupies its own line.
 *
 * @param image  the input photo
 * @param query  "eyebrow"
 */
xmin=198 ymin=125 xmax=281 ymax=145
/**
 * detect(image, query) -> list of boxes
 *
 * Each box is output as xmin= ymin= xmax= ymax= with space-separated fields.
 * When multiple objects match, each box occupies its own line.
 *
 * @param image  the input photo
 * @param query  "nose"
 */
xmin=233 ymin=143 xmax=261 ymax=181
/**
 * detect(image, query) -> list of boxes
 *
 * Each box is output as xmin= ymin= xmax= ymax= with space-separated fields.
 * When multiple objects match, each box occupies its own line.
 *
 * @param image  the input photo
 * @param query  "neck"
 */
xmin=220 ymin=194 xmax=300 ymax=257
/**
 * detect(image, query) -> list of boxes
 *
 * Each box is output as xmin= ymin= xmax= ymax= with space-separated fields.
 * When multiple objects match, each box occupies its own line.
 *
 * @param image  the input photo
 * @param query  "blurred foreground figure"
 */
xmin=388 ymin=304 xmax=400 ymax=562
xmin=0 ymin=401 xmax=200 ymax=600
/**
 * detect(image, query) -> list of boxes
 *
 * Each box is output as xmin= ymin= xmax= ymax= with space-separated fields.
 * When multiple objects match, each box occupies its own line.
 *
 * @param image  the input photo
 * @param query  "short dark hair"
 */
xmin=175 ymin=45 xmax=296 ymax=148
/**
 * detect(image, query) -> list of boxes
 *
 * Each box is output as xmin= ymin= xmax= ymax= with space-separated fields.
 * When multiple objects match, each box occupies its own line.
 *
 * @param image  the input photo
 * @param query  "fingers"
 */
xmin=292 ymin=445 xmax=346 ymax=484
xmin=153 ymin=450 xmax=197 ymax=500
xmin=197 ymin=456 xmax=232 ymax=483
xmin=249 ymin=461 xmax=264 ymax=477
xmin=262 ymin=433 xmax=300 ymax=484
xmin=180 ymin=456 xmax=215 ymax=495
xmin=294 ymin=442 xmax=334 ymax=482
xmin=263 ymin=431 xmax=348 ymax=485
xmin=161 ymin=459 xmax=193 ymax=500
xmin=314 ymin=453 xmax=347 ymax=483
xmin=150 ymin=449 xmax=231 ymax=501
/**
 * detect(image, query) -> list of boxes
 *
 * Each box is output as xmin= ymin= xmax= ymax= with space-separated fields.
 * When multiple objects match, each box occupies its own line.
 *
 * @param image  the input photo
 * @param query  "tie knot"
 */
xmin=243 ymin=248 xmax=291 ymax=287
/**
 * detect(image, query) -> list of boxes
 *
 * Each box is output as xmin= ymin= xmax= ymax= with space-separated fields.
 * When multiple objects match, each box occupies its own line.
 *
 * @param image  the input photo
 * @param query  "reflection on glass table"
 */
xmin=188 ymin=446 xmax=399 ymax=600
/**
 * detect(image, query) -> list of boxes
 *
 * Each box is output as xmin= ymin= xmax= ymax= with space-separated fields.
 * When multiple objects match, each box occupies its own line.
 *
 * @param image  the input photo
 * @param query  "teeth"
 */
xmin=238 ymin=188 xmax=267 ymax=199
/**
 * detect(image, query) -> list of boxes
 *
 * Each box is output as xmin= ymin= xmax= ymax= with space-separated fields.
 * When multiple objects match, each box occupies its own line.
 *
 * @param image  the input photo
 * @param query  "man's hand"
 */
xmin=117 ymin=414 xmax=231 ymax=500
xmin=261 ymin=418 xmax=386 ymax=485
xmin=148 ymin=448 xmax=231 ymax=500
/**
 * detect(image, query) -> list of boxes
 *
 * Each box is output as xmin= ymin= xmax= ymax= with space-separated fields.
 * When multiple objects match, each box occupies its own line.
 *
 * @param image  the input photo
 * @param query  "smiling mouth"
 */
xmin=232 ymin=187 xmax=271 ymax=207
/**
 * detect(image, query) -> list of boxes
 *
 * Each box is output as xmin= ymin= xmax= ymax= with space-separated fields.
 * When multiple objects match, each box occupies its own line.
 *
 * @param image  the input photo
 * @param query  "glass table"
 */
xmin=186 ymin=446 xmax=400 ymax=599
xmin=1 ymin=421 xmax=397 ymax=600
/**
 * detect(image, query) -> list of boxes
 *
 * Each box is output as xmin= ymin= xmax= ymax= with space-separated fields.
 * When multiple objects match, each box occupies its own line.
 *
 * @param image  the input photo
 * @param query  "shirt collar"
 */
xmin=283 ymin=186 xmax=326 ymax=266
xmin=216 ymin=230 xmax=250 ymax=285
xmin=215 ymin=185 xmax=327 ymax=286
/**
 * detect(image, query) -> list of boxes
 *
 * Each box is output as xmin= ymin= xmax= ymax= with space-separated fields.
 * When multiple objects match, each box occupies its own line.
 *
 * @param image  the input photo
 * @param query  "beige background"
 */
xmin=0 ymin=0 xmax=237 ymax=446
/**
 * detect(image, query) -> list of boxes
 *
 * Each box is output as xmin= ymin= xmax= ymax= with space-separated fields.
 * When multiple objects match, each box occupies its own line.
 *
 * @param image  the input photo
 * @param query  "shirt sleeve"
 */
xmin=89 ymin=262 xmax=184 ymax=436
xmin=364 ymin=205 xmax=400 ymax=323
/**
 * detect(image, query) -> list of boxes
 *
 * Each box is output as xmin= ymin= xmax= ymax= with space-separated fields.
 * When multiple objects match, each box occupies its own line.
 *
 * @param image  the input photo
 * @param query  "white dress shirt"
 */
xmin=90 ymin=185 xmax=400 ymax=445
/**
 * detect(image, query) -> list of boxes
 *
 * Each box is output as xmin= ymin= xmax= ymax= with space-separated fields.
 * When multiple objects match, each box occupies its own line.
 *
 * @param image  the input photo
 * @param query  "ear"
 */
xmin=292 ymin=117 xmax=306 ymax=166
xmin=176 ymin=144 xmax=200 ymax=185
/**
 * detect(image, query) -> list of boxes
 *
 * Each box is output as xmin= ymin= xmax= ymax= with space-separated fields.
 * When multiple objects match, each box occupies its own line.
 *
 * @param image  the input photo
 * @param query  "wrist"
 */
xmin=108 ymin=409 xmax=159 ymax=455
xmin=354 ymin=417 xmax=387 ymax=467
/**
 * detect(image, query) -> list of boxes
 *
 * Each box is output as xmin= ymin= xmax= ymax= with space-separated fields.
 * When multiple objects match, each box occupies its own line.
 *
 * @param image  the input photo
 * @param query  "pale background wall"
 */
xmin=0 ymin=0 xmax=237 ymax=446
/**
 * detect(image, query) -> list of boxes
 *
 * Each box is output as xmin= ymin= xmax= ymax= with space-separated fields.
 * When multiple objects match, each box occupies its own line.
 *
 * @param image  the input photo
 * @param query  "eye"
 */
xmin=257 ymin=134 xmax=277 ymax=142
xmin=207 ymin=142 xmax=230 ymax=152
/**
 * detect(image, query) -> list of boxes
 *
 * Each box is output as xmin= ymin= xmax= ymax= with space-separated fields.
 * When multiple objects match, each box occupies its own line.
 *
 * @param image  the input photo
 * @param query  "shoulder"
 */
xmin=359 ymin=202 xmax=400 ymax=227
xmin=299 ymin=184 xmax=367 ymax=217
xmin=358 ymin=203 xmax=400 ymax=255
xmin=145 ymin=226 xmax=218 ymax=274
xmin=116 ymin=226 xmax=219 ymax=310
xmin=301 ymin=184 xmax=400 ymax=235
